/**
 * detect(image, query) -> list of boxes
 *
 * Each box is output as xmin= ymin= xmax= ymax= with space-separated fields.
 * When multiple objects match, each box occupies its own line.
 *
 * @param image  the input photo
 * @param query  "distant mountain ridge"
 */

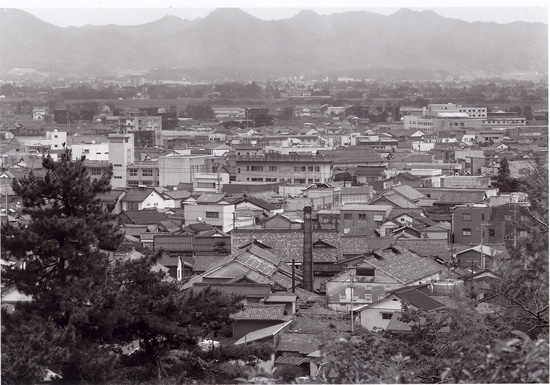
xmin=0 ymin=8 xmax=547 ymax=80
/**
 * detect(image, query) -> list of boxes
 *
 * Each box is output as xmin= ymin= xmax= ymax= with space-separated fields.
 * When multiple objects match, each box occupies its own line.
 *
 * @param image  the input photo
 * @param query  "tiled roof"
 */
xmin=394 ymin=288 xmax=446 ymax=312
xmin=235 ymin=196 xmax=280 ymax=211
xmin=394 ymin=239 xmax=452 ymax=261
xmin=364 ymin=246 xmax=443 ymax=284
xmin=222 ymin=183 xmax=281 ymax=195
xmin=97 ymin=189 xmax=126 ymax=202
xmin=196 ymin=193 xmax=226 ymax=204
xmin=371 ymin=191 xmax=419 ymax=208
xmin=191 ymin=282 xmax=272 ymax=298
xmin=121 ymin=188 xmax=158 ymax=202
xmin=192 ymin=255 xmax=226 ymax=272
xmin=153 ymin=234 xmax=194 ymax=252
xmin=416 ymin=188 xmax=486 ymax=205
xmin=119 ymin=210 xmax=167 ymax=225
xmin=232 ymin=229 xmax=341 ymax=263
xmin=276 ymin=332 xmax=321 ymax=355
xmin=230 ymin=304 xmax=287 ymax=321
xmin=265 ymin=294 xmax=298 ymax=303
xmin=392 ymin=185 xmax=425 ymax=201
xmin=318 ymin=147 xmax=384 ymax=164
xmin=163 ymin=190 xmax=191 ymax=200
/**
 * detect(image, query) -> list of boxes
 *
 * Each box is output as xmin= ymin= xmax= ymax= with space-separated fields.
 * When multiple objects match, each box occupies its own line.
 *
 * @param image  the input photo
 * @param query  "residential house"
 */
xmin=97 ymin=189 xmax=127 ymax=214
xmin=230 ymin=304 xmax=290 ymax=341
xmin=455 ymin=245 xmax=505 ymax=270
xmin=120 ymin=187 xmax=165 ymax=211
xmin=231 ymin=230 xmax=341 ymax=291
xmin=356 ymin=286 xmax=446 ymax=331
xmin=183 ymin=193 xmax=235 ymax=233
xmin=326 ymin=246 xmax=443 ymax=311
xmin=263 ymin=293 xmax=299 ymax=316
xmin=191 ymin=282 xmax=272 ymax=305
xmin=263 ymin=214 xmax=304 ymax=230
xmin=340 ymin=205 xmax=393 ymax=234
xmin=118 ymin=209 xmax=167 ymax=226
xmin=183 ymin=244 xmax=306 ymax=298
xmin=162 ymin=189 xmax=191 ymax=208
xmin=153 ymin=234 xmax=194 ymax=279
xmin=275 ymin=332 xmax=323 ymax=377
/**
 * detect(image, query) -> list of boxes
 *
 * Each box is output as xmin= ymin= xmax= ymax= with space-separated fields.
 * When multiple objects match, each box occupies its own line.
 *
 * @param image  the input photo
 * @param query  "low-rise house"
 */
xmin=263 ymin=293 xmax=299 ymax=315
xmin=455 ymin=245 xmax=504 ymax=270
xmin=326 ymin=246 xmax=443 ymax=311
xmin=232 ymin=229 xmax=342 ymax=291
xmin=356 ymin=286 xmax=446 ymax=331
xmin=191 ymin=283 xmax=273 ymax=305
xmin=118 ymin=209 xmax=168 ymax=226
xmin=275 ymin=332 xmax=322 ymax=377
xmin=183 ymin=193 xmax=235 ymax=233
xmin=97 ymin=189 xmax=127 ymax=214
xmin=230 ymin=304 xmax=290 ymax=341
xmin=263 ymin=213 xmax=304 ymax=230
xmin=121 ymin=187 xmax=165 ymax=211
xmin=162 ymin=189 xmax=191 ymax=208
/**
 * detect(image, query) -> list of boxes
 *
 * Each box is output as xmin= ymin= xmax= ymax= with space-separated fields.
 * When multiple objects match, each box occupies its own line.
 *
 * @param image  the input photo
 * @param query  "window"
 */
xmin=113 ymin=164 xmax=123 ymax=167
xmin=462 ymin=213 xmax=471 ymax=221
xmin=251 ymin=178 xmax=264 ymax=182
xmin=343 ymin=213 xmax=352 ymax=220
xmin=308 ymin=166 xmax=314 ymax=172
xmin=382 ymin=312 xmax=393 ymax=320
xmin=268 ymin=166 xmax=277 ymax=172
xmin=489 ymin=229 xmax=495 ymax=237
xmin=340 ymin=293 xmax=346 ymax=300
xmin=315 ymin=166 xmax=320 ymax=172
xmin=90 ymin=168 xmax=103 ymax=176
xmin=114 ymin=176 xmax=122 ymax=179
xmin=266 ymin=178 xmax=277 ymax=182
xmin=128 ymin=182 xmax=139 ymax=188
xmin=206 ymin=212 xmax=219 ymax=219
xmin=462 ymin=228 xmax=472 ymax=236
xmin=481 ymin=214 xmax=485 ymax=221
xmin=365 ymin=294 xmax=373 ymax=302
xmin=142 ymin=169 xmax=153 ymax=177
xmin=251 ymin=166 xmax=263 ymax=171
xmin=294 ymin=166 xmax=300 ymax=172
xmin=504 ymin=215 xmax=512 ymax=221
xmin=127 ymin=202 xmax=139 ymax=211
xmin=519 ymin=230 xmax=528 ymax=238
xmin=358 ymin=214 xmax=367 ymax=220
xmin=129 ymin=169 xmax=138 ymax=176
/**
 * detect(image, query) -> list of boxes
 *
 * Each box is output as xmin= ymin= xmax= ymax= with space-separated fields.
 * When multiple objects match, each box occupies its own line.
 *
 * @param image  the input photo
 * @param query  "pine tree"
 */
xmin=1 ymin=150 xmax=250 ymax=384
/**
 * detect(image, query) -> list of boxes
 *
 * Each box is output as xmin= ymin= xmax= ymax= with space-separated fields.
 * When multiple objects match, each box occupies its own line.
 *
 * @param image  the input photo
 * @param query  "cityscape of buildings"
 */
xmin=0 ymin=7 xmax=548 ymax=383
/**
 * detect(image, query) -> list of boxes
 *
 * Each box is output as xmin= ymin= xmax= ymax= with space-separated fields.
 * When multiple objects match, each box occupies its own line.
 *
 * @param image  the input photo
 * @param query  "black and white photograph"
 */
xmin=0 ymin=1 xmax=548 ymax=384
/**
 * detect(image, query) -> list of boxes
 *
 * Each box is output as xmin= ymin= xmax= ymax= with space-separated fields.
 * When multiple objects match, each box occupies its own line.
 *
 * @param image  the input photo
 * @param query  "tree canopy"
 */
xmin=1 ymin=150 xmax=267 ymax=385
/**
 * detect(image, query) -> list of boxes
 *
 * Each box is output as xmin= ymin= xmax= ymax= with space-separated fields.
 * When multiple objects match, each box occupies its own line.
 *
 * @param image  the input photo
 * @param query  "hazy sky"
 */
xmin=11 ymin=0 xmax=550 ymax=27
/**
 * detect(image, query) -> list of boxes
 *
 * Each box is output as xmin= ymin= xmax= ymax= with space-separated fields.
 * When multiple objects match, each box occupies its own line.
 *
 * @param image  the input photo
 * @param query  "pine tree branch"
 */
xmin=526 ymin=207 xmax=549 ymax=229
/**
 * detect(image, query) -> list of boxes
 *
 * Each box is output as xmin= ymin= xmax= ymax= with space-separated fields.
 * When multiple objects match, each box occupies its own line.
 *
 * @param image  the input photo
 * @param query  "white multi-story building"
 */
xmin=108 ymin=133 xmax=134 ymax=188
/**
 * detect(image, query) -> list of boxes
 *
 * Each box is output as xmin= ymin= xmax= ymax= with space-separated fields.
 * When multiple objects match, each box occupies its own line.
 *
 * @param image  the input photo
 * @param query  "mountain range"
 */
xmin=0 ymin=8 xmax=547 ymax=80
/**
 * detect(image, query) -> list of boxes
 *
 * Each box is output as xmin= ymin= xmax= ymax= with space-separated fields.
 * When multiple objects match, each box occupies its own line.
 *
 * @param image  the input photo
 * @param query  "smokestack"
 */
xmin=303 ymin=206 xmax=314 ymax=292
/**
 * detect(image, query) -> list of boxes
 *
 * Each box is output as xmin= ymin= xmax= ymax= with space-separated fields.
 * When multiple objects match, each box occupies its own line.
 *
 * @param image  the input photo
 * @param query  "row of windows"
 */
xmin=245 ymin=177 xmax=321 ymax=183
xmin=243 ymin=166 xmax=322 ymax=172
xmin=128 ymin=169 xmax=159 ymax=177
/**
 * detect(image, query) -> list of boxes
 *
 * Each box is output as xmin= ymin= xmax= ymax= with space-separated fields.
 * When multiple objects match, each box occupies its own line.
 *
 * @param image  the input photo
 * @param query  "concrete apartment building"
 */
xmin=340 ymin=204 xmax=393 ymax=234
xmin=183 ymin=193 xmax=235 ymax=233
xmin=452 ymin=203 xmax=529 ymax=246
xmin=108 ymin=133 xmax=134 ymax=188
xmin=404 ymin=103 xmax=484 ymax=132
xmin=233 ymin=152 xmax=333 ymax=184
xmin=159 ymin=154 xmax=210 ymax=187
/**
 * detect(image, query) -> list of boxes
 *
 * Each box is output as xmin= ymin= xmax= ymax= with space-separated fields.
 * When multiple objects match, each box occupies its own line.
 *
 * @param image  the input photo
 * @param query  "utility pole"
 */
xmin=346 ymin=267 xmax=355 ymax=334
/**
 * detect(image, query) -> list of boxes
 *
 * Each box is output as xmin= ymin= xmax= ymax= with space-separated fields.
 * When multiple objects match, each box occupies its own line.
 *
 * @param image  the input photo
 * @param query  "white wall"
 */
xmin=359 ymin=296 xmax=403 ymax=331
xmin=70 ymin=143 xmax=109 ymax=161
xmin=184 ymin=204 xmax=235 ymax=233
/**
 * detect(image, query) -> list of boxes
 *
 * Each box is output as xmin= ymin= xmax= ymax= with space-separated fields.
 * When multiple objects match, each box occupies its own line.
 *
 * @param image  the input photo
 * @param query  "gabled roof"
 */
xmin=394 ymin=239 xmax=452 ymax=261
xmin=230 ymin=304 xmax=287 ymax=321
xmin=363 ymin=246 xmax=442 ymax=284
xmin=97 ymin=189 xmax=126 ymax=202
xmin=153 ymin=234 xmax=194 ymax=252
xmin=417 ymin=188 xmax=487 ymax=205
xmin=121 ymin=188 xmax=160 ymax=203
xmin=196 ymin=193 xmax=226 ymax=204
xmin=393 ymin=287 xmax=446 ymax=312
xmin=371 ymin=191 xmax=419 ymax=208
xmin=234 ymin=320 xmax=293 ymax=345
xmin=163 ymin=189 xmax=192 ymax=200
xmin=235 ymin=196 xmax=279 ymax=212
xmin=232 ymin=229 xmax=341 ymax=264
xmin=191 ymin=282 xmax=272 ymax=298
xmin=391 ymin=185 xmax=425 ymax=201
xmin=119 ymin=210 xmax=167 ymax=225
xmin=456 ymin=245 xmax=502 ymax=257
xmin=276 ymin=332 xmax=321 ymax=355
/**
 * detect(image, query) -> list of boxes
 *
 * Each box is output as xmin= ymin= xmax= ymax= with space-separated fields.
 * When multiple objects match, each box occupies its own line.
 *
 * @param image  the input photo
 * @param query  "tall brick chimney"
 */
xmin=303 ymin=206 xmax=314 ymax=292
